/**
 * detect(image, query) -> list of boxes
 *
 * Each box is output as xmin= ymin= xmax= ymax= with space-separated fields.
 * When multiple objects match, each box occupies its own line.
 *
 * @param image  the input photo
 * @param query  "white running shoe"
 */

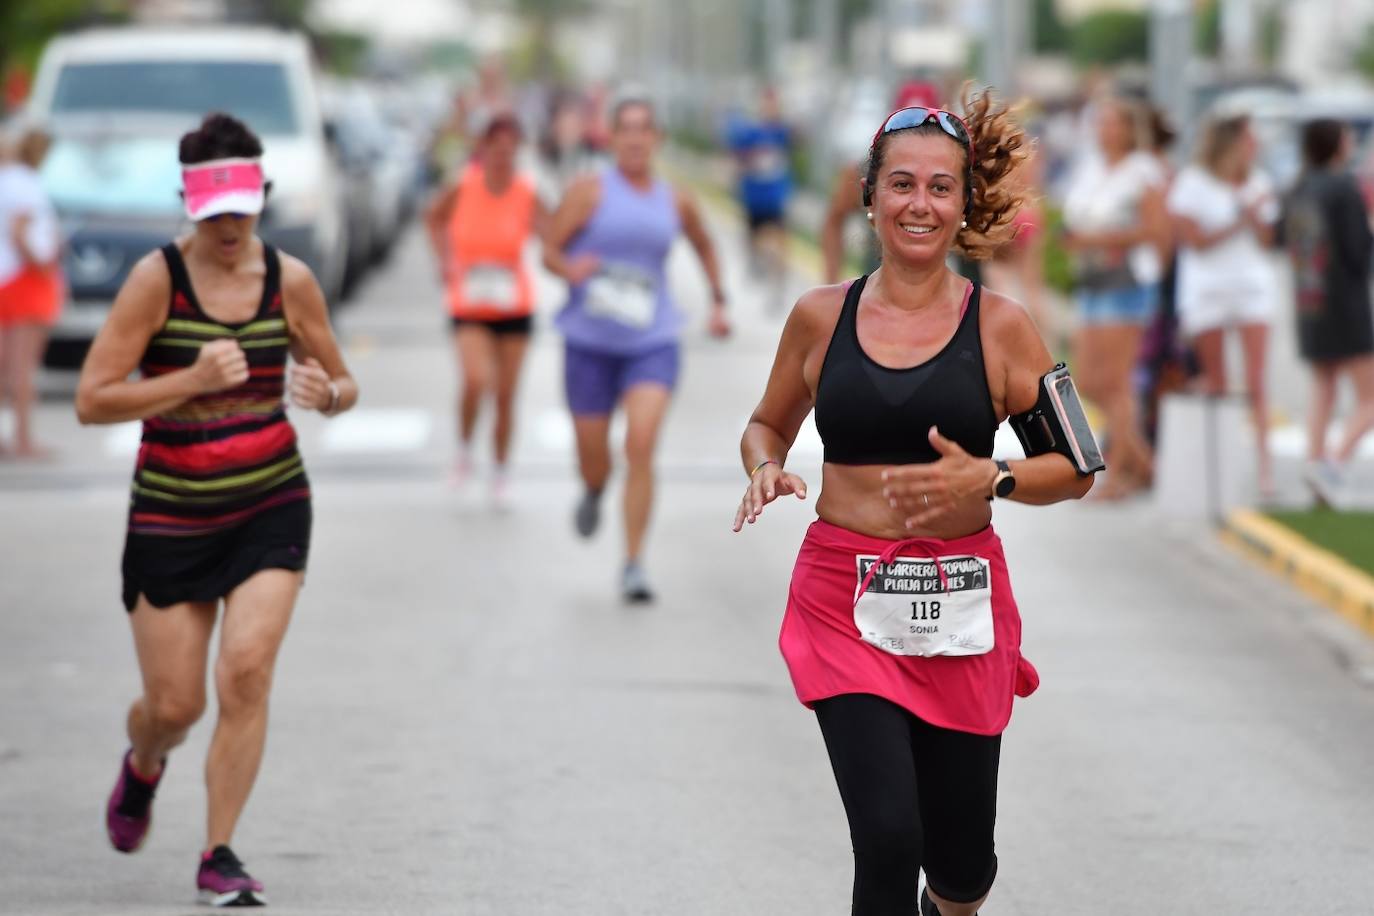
xmin=1304 ymin=459 xmax=1349 ymax=510
xmin=622 ymin=561 xmax=654 ymax=604
xmin=490 ymin=467 xmax=513 ymax=512
xmin=449 ymin=449 xmax=474 ymax=489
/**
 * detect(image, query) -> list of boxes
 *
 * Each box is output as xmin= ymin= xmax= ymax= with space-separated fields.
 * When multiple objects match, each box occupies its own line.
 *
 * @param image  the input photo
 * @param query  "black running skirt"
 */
xmin=121 ymin=499 xmax=312 ymax=612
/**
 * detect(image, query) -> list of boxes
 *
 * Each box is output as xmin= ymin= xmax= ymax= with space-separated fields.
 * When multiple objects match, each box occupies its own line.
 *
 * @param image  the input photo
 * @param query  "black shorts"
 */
xmin=450 ymin=315 xmax=533 ymax=336
xmin=746 ymin=210 xmax=785 ymax=232
xmin=122 ymin=499 xmax=312 ymax=612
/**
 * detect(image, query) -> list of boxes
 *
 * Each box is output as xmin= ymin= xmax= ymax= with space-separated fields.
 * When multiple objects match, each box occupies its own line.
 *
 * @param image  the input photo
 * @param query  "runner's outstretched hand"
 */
xmin=733 ymin=462 xmax=807 ymax=532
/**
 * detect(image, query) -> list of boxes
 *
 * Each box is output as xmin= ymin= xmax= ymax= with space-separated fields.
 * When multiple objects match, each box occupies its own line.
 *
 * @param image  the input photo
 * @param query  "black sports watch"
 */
xmin=991 ymin=459 xmax=1016 ymax=499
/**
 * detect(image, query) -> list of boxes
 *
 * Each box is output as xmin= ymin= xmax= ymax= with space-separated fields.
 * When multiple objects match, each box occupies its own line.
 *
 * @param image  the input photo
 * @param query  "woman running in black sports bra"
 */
xmin=732 ymin=89 xmax=1098 ymax=915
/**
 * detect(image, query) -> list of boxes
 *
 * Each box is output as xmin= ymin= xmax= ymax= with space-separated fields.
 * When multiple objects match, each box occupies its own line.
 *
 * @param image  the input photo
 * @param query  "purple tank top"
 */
xmin=555 ymin=165 xmax=682 ymax=354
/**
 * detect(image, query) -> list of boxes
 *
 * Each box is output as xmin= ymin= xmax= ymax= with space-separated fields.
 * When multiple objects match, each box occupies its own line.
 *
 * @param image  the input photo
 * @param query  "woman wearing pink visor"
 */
xmin=733 ymin=90 xmax=1100 ymax=915
xmin=76 ymin=113 xmax=358 ymax=907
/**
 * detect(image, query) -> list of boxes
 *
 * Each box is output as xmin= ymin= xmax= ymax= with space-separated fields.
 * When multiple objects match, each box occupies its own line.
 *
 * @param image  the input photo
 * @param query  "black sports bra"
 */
xmin=814 ymin=275 xmax=997 ymax=465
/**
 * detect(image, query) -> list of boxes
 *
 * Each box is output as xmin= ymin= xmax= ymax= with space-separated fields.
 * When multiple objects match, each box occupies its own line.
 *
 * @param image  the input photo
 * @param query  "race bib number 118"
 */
xmin=852 ymin=553 xmax=995 ymax=657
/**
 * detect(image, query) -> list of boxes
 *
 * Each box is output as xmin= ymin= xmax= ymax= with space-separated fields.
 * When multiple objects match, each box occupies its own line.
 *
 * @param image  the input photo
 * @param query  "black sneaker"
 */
xmin=197 ymin=845 xmax=266 ymax=907
xmin=574 ymin=488 xmax=602 ymax=538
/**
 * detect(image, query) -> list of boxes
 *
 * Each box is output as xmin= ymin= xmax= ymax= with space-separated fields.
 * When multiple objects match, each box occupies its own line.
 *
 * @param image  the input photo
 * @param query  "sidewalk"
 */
xmin=1223 ymin=509 xmax=1374 ymax=642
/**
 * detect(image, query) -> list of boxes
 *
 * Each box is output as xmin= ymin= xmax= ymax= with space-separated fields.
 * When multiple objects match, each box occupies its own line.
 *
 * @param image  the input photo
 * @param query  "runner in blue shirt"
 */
xmin=728 ymin=87 xmax=793 ymax=310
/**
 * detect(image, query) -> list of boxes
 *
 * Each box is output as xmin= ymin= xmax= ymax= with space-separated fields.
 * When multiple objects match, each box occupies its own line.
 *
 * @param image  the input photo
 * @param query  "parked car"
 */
xmin=25 ymin=26 xmax=349 ymax=364
xmin=320 ymin=82 xmax=381 ymax=297
xmin=320 ymin=79 xmax=418 ymax=296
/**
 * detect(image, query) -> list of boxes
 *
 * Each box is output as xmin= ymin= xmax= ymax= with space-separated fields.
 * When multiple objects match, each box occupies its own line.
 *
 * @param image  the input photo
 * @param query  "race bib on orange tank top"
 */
xmin=853 ymin=553 xmax=995 ymax=657
xmin=461 ymin=264 xmax=518 ymax=311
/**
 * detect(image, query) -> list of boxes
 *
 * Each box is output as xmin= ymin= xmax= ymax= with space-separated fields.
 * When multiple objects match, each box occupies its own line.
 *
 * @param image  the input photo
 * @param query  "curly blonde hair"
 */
xmin=865 ymin=84 xmax=1031 ymax=261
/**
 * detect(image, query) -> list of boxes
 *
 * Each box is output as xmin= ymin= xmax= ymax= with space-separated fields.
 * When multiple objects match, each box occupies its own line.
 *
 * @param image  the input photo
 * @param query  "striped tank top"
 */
xmin=129 ymin=243 xmax=310 ymax=537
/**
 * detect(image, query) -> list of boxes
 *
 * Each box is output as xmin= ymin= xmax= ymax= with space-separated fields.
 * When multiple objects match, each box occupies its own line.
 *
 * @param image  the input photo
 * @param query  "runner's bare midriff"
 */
xmin=816 ymin=463 xmax=992 ymax=542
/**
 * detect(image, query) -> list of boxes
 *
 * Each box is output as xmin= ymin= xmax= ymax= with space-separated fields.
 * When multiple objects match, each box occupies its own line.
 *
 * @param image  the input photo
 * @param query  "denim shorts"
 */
xmin=1077 ymin=283 xmax=1158 ymax=326
xmin=564 ymin=342 xmax=680 ymax=416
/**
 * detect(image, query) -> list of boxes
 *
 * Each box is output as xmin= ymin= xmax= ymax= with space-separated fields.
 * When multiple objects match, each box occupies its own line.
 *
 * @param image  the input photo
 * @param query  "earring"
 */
xmin=866 ymin=211 xmax=874 ymax=222
xmin=960 ymin=219 xmax=968 ymax=228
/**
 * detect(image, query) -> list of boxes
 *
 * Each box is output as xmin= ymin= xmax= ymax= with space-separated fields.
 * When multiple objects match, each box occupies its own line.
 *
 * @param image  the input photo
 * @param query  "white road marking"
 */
xmin=532 ymin=408 xmax=628 ymax=451
xmin=321 ymin=408 xmax=432 ymax=453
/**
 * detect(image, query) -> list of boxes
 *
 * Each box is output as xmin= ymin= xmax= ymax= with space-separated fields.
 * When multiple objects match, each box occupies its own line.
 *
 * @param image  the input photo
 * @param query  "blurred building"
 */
xmin=1279 ymin=0 xmax=1374 ymax=84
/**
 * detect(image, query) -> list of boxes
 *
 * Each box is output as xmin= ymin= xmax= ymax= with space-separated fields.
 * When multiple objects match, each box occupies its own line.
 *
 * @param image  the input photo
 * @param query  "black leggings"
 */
xmin=814 ymin=693 xmax=1002 ymax=914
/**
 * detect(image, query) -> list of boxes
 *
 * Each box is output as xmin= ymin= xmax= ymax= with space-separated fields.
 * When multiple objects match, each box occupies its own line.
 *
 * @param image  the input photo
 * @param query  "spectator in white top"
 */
xmin=0 ymin=125 xmax=63 ymax=459
xmin=1168 ymin=114 xmax=1278 ymax=497
xmin=1061 ymin=96 xmax=1170 ymax=498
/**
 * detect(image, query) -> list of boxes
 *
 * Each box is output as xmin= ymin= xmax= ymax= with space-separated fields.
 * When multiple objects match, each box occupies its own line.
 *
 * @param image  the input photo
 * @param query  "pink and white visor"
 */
xmin=181 ymin=157 xmax=266 ymax=221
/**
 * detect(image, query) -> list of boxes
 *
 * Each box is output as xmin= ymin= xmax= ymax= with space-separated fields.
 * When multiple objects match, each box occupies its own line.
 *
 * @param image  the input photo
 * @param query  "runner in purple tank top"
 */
xmin=544 ymin=91 xmax=731 ymax=602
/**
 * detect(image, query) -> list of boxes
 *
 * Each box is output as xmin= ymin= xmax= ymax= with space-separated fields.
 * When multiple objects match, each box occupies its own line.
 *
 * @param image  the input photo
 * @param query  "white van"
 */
xmin=25 ymin=26 xmax=349 ymax=361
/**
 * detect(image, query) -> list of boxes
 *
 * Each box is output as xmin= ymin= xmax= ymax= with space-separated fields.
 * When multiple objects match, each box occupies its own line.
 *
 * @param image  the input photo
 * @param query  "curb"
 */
xmin=1221 ymin=509 xmax=1374 ymax=639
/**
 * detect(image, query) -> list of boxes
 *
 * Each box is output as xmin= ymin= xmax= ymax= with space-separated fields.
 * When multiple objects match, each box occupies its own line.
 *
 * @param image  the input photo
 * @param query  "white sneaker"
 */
xmin=448 ymin=449 xmax=474 ymax=489
xmin=1303 ymin=460 xmax=1349 ymax=510
xmin=621 ymin=561 xmax=654 ymax=604
xmin=490 ymin=468 xmax=513 ymax=512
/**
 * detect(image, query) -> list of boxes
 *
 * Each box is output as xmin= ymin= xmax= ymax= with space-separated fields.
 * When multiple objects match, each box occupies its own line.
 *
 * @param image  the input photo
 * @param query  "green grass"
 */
xmin=1265 ymin=510 xmax=1374 ymax=578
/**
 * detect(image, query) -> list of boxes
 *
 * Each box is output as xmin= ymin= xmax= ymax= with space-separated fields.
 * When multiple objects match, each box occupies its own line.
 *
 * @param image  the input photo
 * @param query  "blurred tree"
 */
xmin=837 ymin=0 xmax=875 ymax=66
xmin=1258 ymin=5 xmax=1282 ymax=69
xmin=510 ymin=0 xmax=594 ymax=78
xmin=0 ymin=0 xmax=130 ymax=82
xmin=1069 ymin=10 xmax=1148 ymax=67
xmin=1031 ymin=0 xmax=1069 ymax=54
xmin=315 ymin=30 xmax=370 ymax=76
xmin=1355 ymin=25 xmax=1374 ymax=81
xmin=230 ymin=0 xmax=313 ymax=28
xmin=1195 ymin=0 xmax=1221 ymax=57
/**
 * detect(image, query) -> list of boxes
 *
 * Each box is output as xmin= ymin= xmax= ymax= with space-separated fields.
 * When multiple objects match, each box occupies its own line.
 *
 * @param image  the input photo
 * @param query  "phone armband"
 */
xmin=1008 ymin=364 xmax=1105 ymax=476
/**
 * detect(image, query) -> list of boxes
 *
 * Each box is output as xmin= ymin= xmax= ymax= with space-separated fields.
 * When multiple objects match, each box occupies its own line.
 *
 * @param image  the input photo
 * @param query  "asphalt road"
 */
xmin=3 ymin=209 xmax=1374 ymax=915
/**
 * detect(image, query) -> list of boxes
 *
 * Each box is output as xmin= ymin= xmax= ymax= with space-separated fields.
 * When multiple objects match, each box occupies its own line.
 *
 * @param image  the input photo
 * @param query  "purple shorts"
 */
xmin=564 ymin=342 xmax=680 ymax=416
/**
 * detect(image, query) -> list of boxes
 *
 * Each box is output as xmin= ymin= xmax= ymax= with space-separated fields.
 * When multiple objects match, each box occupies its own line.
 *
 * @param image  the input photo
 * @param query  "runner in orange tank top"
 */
xmin=425 ymin=111 xmax=548 ymax=507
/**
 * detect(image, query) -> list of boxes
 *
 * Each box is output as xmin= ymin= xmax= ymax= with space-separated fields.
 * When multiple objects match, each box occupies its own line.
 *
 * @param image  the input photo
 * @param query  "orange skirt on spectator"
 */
xmin=0 ymin=266 xmax=63 ymax=326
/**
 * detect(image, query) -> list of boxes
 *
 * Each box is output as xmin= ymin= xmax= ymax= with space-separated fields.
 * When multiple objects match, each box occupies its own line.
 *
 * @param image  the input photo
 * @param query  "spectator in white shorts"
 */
xmin=1167 ymin=114 xmax=1278 ymax=496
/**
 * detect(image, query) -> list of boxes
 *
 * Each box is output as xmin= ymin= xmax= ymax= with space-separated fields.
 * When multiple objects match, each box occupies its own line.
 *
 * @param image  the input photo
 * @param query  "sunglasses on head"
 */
xmin=871 ymin=106 xmax=974 ymax=161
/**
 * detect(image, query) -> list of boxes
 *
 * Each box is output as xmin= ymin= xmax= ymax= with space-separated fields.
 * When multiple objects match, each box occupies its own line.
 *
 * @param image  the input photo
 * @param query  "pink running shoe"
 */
xmin=197 ymin=845 xmax=267 ymax=907
xmin=105 ymin=749 xmax=163 ymax=853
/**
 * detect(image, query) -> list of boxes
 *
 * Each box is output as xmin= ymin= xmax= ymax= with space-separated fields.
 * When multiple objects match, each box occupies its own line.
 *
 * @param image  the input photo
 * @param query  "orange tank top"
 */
xmin=446 ymin=163 xmax=537 ymax=320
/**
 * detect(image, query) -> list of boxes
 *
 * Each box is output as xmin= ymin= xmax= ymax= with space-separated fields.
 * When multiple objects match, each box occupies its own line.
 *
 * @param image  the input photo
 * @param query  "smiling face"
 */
xmin=869 ymin=131 xmax=967 ymax=267
xmin=193 ymin=212 xmax=258 ymax=266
